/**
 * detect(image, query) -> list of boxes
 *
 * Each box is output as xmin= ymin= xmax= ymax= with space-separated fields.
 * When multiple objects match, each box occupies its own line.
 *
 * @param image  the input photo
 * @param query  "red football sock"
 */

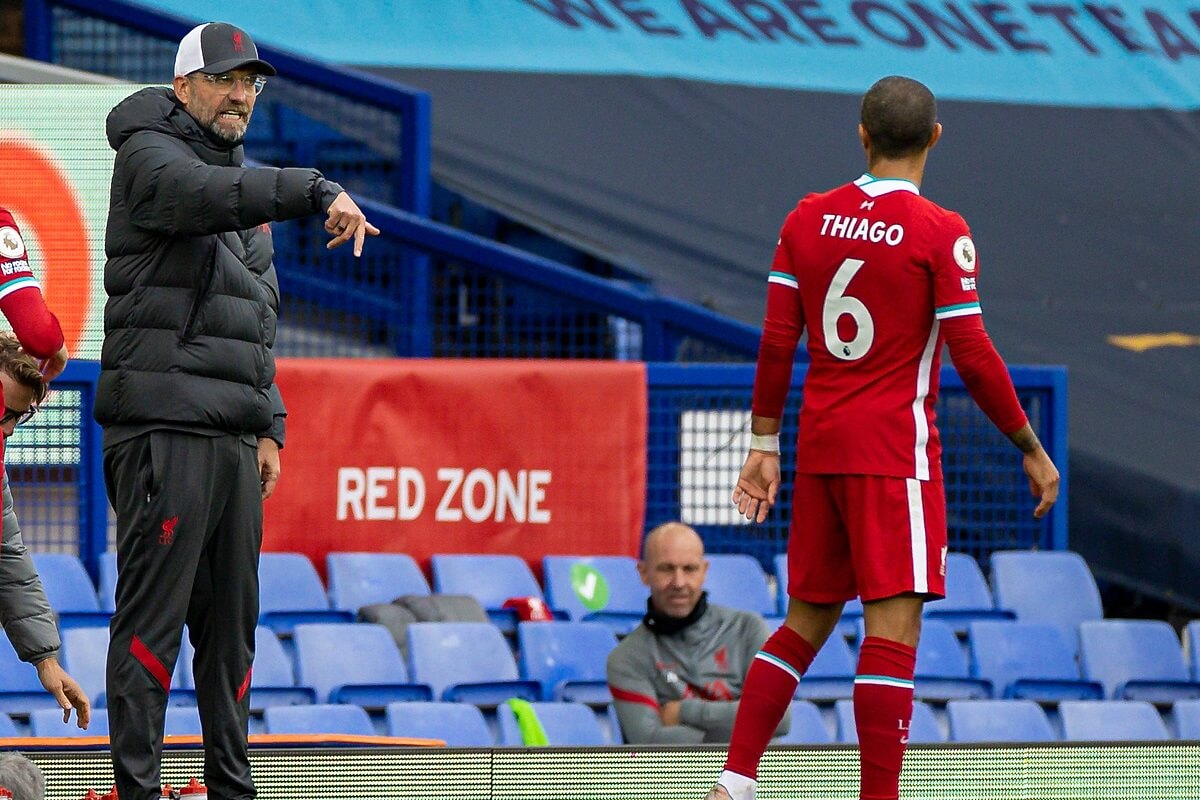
xmin=724 ymin=625 xmax=816 ymax=779
xmin=854 ymin=636 xmax=917 ymax=800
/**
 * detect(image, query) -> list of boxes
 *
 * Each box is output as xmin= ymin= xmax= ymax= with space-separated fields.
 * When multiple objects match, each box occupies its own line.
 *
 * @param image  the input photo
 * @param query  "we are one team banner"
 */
xmin=141 ymin=0 xmax=1200 ymax=109
xmin=265 ymin=359 xmax=647 ymax=572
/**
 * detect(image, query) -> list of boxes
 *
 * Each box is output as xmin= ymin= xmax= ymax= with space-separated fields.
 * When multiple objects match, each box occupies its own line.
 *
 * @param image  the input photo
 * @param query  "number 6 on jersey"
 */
xmin=823 ymin=257 xmax=874 ymax=360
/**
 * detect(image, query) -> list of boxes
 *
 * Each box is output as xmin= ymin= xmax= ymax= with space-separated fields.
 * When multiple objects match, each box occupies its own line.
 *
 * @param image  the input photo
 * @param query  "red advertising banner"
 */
xmin=265 ymin=359 xmax=647 ymax=575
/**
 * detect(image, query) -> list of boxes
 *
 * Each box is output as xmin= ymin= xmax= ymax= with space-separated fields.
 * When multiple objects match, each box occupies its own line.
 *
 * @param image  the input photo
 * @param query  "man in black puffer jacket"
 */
xmin=97 ymin=21 xmax=378 ymax=800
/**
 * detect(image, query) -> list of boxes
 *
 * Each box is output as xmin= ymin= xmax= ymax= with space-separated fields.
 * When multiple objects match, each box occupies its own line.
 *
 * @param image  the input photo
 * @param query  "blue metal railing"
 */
xmin=24 ymin=0 xmax=431 ymax=215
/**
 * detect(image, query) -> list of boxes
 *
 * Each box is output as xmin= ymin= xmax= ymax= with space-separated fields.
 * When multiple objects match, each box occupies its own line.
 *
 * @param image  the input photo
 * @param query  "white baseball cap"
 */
xmin=174 ymin=22 xmax=277 ymax=78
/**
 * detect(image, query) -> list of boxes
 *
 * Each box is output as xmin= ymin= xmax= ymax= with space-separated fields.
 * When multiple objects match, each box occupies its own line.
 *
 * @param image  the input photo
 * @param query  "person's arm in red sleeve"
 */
xmin=941 ymin=315 xmax=1026 ymax=434
xmin=931 ymin=220 xmax=1059 ymax=517
xmin=942 ymin=315 xmax=1059 ymax=517
xmin=735 ymin=211 xmax=806 ymax=523
xmin=0 ymin=211 xmax=68 ymax=378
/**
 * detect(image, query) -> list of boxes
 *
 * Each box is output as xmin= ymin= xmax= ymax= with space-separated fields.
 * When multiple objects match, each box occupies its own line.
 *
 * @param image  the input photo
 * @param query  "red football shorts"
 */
xmin=787 ymin=473 xmax=947 ymax=603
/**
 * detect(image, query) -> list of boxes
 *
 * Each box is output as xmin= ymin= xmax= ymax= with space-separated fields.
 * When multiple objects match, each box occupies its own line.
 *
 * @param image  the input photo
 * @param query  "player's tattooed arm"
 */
xmin=1007 ymin=423 xmax=1042 ymax=454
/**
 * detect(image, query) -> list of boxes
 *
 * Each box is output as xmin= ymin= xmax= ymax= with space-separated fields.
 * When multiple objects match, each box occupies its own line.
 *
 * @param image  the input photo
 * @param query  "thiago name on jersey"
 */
xmin=820 ymin=214 xmax=904 ymax=246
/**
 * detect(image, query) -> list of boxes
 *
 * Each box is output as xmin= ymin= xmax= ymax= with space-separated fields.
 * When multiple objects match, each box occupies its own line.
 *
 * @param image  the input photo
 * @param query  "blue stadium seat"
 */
xmin=496 ymin=700 xmax=606 ymax=746
xmin=258 ymin=552 xmax=353 ymax=635
xmin=517 ymin=621 xmax=616 ymax=702
xmin=1058 ymin=700 xmax=1169 ymax=741
xmin=263 ymin=703 xmax=374 ymax=736
xmin=325 ymin=552 xmax=430 ymax=614
xmin=385 ymin=701 xmax=493 ymax=746
xmin=542 ymin=555 xmax=646 ymax=635
xmin=923 ymin=552 xmax=1015 ymax=634
xmin=29 ymin=707 xmax=108 ymax=738
xmin=0 ymin=628 xmax=71 ymax=715
xmin=406 ymin=622 xmax=540 ymax=705
xmin=1173 ymin=699 xmax=1200 ymax=739
xmin=431 ymin=554 xmax=545 ymax=634
xmin=989 ymin=550 xmax=1103 ymax=657
xmin=913 ymin=618 xmax=992 ymax=701
xmin=835 ymin=699 xmax=943 ymax=743
xmin=164 ymin=705 xmax=203 ymax=736
xmin=1078 ymin=619 xmax=1200 ymax=702
xmin=248 ymin=626 xmax=318 ymax=711
xmin=292 ymin=623 xmax=432 ymax=707
xmin=794 ymin=634 xmax=855 ymax=702
xmin=703 ymin=554 xmax=775 ymax=617
xmin=0 ymin=712 xmax=17 ymax=737
xmin=946 ymin=699 xmax=1056 ymax=743
xmin=772 ymin=553 xmax=788 ymax=615
xmin=969 ymin=621 xmax=1104 ymax=701
xmin=1186 ymin=620 xmax=1200 ymax=681
xmin=31 ymin=553 xmax=111 ymax=630
xmin=773 ymin=700 xmax=832 ymax=744
xmin=98 ymin=550 xmax=117 ymax=614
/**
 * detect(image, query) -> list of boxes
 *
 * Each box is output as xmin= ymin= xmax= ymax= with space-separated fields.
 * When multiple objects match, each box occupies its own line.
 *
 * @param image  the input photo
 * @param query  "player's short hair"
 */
xmin=0 ymin=331 xmax=48 ymax=404
xmin=860 ymin=76 xmax=937 ymax=159
xmin=0 ymin=751 xmax=46 ymax=800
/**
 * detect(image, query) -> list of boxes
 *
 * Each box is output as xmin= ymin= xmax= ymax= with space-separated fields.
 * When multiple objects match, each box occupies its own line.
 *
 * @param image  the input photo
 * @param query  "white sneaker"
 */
xmin=705 ymin=773 xmax=756 ymax=800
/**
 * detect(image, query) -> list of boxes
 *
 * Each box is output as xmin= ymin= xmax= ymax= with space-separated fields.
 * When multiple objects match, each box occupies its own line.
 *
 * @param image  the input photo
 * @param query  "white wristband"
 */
xmin=749 ymin=433 xmax=780 ymax=454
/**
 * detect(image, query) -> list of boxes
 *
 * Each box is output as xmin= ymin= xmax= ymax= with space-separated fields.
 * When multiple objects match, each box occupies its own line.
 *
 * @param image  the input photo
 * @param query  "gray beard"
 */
xmin=207 ymin=121 xmax=245 ymax=145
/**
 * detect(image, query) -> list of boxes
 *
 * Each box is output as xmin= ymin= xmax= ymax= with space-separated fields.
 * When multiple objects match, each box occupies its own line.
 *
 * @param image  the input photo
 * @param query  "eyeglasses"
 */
xmin=0 ymin=405 xmax=36 ymax=427
xmin=193 ymin=72 xmax=267 ymax=96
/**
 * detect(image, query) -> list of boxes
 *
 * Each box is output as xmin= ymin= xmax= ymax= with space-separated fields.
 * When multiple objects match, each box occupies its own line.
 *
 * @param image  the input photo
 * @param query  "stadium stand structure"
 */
xmin=542 ymin=555 xmax=646 ymax=636
xmin=946 ymin=700 xmax=1056 ymax=743
xmin=496 ymin=700 xmax=606 ymax=746
xmin=772 ymin=700 xmax=831 ymax=745
xmin=326 ymin=552 xmax=431 ymax=614
xmin=384 ymin=700 xmax=493 ymax=746
xmin=968 ymin=621 xmax=1103 ymax=702
xmin=989 ymin=551 xmax=1104 ymax=658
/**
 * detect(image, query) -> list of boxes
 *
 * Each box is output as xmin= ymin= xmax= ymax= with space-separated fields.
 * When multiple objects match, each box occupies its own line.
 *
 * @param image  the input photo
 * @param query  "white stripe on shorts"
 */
xmin=906 ymin=478 xmax=928 ymax=594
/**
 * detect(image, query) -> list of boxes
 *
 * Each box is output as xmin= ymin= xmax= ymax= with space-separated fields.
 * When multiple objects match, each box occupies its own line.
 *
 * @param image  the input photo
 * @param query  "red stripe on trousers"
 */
xmin=129 ymin=634 xmax=171 ymax=691
xmin=236 ymin=667 xmax=253 ymax=703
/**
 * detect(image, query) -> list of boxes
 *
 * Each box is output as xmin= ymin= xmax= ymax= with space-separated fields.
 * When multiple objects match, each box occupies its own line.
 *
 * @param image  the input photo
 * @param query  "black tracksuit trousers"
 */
xmin=104 ymin=430 xmax=262 ymax=800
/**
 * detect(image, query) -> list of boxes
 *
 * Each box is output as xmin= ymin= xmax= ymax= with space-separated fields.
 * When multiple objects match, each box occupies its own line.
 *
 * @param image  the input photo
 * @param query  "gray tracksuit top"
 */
xmin=606 ymin=602 xmax=791 ymax=743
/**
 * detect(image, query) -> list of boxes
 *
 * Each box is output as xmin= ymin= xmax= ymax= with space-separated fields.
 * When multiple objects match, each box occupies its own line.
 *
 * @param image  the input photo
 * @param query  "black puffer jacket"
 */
xmin=95 ymin=87 xmax=343 ymax=440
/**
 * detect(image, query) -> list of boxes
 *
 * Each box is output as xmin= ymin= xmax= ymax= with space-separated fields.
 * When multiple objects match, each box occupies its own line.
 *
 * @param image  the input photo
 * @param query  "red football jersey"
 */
xmin=753 ymin=174 xmax=985 ymax=480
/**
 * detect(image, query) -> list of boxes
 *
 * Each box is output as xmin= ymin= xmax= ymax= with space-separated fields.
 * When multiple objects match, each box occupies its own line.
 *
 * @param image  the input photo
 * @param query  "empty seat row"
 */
xmin=0 ymin=619 xmax=611 ymax=711
xmin=0 ymin=700 xmax=607 ymax=745
xmin=780 ymin=698 xmax=1200 ymax=744
xmin=799 ymin=616 xmax=1200 ymax=704
xmin=41 ymin=548 xmax=1117 ymax=640
xmin=14 ymin=697 xmax=1197 ymax=744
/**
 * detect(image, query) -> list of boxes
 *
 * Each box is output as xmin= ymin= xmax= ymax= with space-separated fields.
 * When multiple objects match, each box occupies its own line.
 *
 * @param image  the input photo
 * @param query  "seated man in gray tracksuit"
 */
xmin=606 ymin=522 xmax=790 ymax=743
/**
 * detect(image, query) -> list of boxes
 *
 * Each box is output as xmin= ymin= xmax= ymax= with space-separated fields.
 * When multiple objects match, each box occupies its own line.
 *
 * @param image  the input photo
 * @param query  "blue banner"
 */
xmin=140 ymin=0 xmax=1200 ymax=108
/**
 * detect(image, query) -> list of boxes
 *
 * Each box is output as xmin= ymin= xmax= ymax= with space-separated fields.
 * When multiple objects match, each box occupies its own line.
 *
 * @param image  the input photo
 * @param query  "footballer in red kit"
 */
xmin=0 ymin=209 xmax=68 ymax=460
xmin=705 ymin=77 xmax=1060 ymax=800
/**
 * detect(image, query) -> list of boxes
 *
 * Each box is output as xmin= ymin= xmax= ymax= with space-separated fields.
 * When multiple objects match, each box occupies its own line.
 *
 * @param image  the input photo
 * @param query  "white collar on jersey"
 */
xmin=855 ymin=173 xmax=920 ymax=197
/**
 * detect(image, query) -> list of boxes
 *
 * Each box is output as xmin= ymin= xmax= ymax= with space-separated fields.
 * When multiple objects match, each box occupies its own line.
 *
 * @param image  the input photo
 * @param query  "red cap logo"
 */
xmin=232 ymin=32 xmax=244 ymax=52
